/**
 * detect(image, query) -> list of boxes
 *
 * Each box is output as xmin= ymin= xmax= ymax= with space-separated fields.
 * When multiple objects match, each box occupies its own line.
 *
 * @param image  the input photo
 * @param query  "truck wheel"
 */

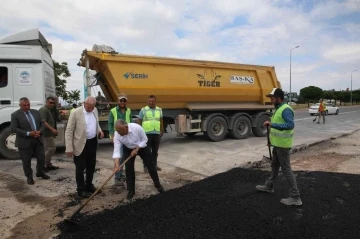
xmin=252 ymin=114 xmax=271 ymax=137
xmin=205 ymin=116 xmax=228 ymax=142
xmin=230 ymin=116 xmax=251 ymax=139
xmin=0 ymin=127 xmax=20 ymax=159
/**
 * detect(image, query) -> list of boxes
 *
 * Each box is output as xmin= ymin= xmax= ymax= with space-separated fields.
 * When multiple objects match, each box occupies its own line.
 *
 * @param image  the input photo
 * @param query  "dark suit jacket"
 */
xmin=11 ymin=109 xmax=45 ymax=148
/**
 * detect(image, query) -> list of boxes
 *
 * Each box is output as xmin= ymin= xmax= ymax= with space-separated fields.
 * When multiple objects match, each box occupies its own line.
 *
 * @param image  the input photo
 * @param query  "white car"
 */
xmin=309 ymin=103 xmax=339 ymax=115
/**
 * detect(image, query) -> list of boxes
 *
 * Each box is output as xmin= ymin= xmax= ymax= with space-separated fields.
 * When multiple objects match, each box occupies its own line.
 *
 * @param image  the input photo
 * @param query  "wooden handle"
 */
xmin=266 ymin=125 xmax=272 ymax=161
xmin=69 ymin=155 xmax=133 ymax=220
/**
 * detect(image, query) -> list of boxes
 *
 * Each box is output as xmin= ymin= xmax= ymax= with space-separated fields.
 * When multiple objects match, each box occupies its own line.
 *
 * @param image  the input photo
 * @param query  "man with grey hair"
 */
xmin=11 ymin=97 xmax=50 ymax=185
xmin=113 ymin=119 xmax=165 ymax=200
xmin=65 ymin=96 xmax=104 ymax=198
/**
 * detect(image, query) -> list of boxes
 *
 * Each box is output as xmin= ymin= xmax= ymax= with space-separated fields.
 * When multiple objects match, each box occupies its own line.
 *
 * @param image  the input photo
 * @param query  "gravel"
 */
xmin=57 ymin=167 xmax=360 ymax=239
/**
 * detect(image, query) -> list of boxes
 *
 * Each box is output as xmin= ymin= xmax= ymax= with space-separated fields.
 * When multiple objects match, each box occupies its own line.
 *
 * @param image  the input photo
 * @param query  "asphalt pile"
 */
xmin=57 ymin=168 xmax=360 ymax=239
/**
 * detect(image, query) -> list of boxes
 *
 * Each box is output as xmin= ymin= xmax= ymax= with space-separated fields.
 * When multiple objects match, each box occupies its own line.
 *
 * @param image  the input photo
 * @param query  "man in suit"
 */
xmin=65 ymin=96 xmax=104 ymax=198
xmin=11 ymin=97 xmax=50 ymax=185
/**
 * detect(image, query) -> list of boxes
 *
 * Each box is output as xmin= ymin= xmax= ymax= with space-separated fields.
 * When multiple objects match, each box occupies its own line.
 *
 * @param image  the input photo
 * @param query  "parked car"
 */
xmin=309 ymin=103 xmax=339 ymax=115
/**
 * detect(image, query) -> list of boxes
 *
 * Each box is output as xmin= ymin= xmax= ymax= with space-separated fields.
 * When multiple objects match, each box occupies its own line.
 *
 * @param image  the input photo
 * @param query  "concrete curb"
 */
xmin=290 ymin=128 xmax=360 ymax=154
xmin=243 ymin=128 xmax=360 ymax=169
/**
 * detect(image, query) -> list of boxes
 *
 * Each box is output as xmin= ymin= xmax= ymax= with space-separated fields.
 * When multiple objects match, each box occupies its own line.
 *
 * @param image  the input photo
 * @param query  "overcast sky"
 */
xmin=1 ymin=0 xmax=360 ymax=100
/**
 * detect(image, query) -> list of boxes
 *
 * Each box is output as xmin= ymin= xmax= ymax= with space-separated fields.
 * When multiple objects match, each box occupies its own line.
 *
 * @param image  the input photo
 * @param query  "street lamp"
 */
xmin=351 ymin=69 xmax=357 ymax=105
xmin=290 ymin=46 xmax=299 ymax=103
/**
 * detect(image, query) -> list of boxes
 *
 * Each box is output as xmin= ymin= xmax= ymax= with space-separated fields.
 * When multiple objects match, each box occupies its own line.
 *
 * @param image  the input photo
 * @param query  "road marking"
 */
xmin=295 ymin=110 xmax=360 ymax=121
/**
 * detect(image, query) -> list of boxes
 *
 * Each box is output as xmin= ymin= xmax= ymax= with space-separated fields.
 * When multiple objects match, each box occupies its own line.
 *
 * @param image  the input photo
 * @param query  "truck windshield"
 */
xmin=0 ymin=67 xmax=8 ymax=88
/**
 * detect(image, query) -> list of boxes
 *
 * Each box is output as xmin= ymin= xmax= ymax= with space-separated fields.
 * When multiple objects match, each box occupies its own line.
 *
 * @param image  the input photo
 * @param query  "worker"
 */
xmin=137 ymin=95 xmax=164 ymax=172
xmin=39 ymin=96 xmax=62 ymax=171
xmin=112 ymin=119 xmax=165 ymax=200
xmin=70 ymin=103 xmax=77 ymax=115
xmin=108 ymin=93 xmax=132 ymax=185
xmin=316 ymin=99 xmax=326 ymax=124
xmin=256 ymin=88 xmax=302 ymax=206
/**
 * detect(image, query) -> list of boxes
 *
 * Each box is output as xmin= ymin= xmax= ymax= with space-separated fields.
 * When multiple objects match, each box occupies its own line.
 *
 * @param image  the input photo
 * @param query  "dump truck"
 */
xmin=78 ymin=45 xmax=281 ymax=142
xmin=0 ymin=29 xmax=281 ymax=160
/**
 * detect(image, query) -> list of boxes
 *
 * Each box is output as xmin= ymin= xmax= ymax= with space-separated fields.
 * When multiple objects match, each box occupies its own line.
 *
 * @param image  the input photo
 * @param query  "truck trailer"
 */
xmin=78 ymin=45 xmax=281 ymax=142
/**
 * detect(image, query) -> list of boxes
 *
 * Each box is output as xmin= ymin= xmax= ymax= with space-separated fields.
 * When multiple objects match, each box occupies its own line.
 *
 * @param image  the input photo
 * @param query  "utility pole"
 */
xmin=351 ymin=70 xmax=357 ymax=105
xmin=290 ymin=46 xmax=299 ymax=103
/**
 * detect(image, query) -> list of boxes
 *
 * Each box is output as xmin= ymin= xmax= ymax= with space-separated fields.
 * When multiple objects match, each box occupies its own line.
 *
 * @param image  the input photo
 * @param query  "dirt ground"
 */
xmin=1 ymin=131 xmax=360 ymax=239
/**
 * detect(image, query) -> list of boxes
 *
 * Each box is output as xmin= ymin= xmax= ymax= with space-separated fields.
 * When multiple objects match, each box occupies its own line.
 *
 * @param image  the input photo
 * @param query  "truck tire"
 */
xmin=230 ymin=116 xmax=251 ymax=139
xmin=0 ymin=127 xmax=20 ymax=159
xmin=205 ymin=116 xmax=228 ymax=142
xmin=252 ymin=114 xmax=271 ymax=137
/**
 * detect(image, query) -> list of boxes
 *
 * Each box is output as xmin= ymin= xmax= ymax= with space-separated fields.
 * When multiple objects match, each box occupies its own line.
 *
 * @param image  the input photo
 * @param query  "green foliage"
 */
xmin=67 ymin=90 xmax=81 ymax=104
xmin=299 ymin=86 xmax=323 ymax=101
xmin=54 ymin=60 xmax=71 ymax=98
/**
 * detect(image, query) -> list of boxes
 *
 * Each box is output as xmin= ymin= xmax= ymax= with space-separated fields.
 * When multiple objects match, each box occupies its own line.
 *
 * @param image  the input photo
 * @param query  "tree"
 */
xmin=67 ymin=90 xmax=81 ymax=104
xmin=322 ymin=91 xmax=334 ymax=101
xmin=62 ymin=91 xmax=69 ymax=108
xmin=54 ymin=60 xmax=71 ymax=98
xmin=299 ymin=86 xmax=323 ymax=102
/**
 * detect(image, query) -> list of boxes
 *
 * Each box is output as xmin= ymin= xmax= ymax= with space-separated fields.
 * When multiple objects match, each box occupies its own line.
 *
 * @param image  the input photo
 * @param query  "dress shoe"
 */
xmin=27 ymin=178 xmax=34 ymax=185
xmin=156 ymin=184 xmax=165 ymax=193
xmin=78 ymin=191 xmax=92 ymax=198
xmin=86 ymin=184 xmax=101 ymax=194
xmin=36 ymin=172 xmax=50 ymax=179
xmin=127 ymin=191 xmax=135 ymax=200
xmin=45 ymin=165 xmax=59 ymax=171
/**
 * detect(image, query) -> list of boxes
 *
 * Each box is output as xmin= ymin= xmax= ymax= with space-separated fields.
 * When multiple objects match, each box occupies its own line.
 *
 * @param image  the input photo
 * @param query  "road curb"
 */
xmin=244 ymin=128 xmax=360 ymax=169
xmin=291 ymin=128 xmax=360 ymax=154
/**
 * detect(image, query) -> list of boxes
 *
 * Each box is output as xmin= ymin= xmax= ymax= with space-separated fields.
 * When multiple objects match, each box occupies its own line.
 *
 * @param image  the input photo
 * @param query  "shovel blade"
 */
xmin=262 ymin=155 xmax=271 ymax=162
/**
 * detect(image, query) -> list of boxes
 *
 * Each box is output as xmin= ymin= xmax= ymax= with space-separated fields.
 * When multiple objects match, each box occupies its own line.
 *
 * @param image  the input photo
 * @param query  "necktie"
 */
xmin=26 ymin=112 xmax=36 ymax=131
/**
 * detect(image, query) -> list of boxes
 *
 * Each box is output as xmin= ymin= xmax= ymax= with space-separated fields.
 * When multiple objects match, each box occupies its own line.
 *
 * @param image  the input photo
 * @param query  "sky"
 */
xmin=1 ymin=0 xmax=360 ymax=101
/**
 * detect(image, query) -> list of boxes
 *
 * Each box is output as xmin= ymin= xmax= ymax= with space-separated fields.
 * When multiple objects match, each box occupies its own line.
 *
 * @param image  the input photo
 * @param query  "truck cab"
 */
xmin=0 ymin=29 xmax=56 ymax=159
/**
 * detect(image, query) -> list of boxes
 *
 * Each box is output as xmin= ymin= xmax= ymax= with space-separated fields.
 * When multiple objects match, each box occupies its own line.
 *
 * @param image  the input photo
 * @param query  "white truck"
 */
xmin=0 ymin=29 xmax=65 ymax=159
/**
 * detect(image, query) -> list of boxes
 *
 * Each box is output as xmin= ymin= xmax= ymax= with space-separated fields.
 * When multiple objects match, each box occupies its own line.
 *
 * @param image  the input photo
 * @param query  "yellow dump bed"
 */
xmin=80 ymin=50 xmax=281 ymax=110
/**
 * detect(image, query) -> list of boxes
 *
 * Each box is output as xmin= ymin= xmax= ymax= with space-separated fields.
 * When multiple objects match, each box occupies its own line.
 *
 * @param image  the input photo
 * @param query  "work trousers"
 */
xmin=123 ymin=145 xmax=161 ymax=192
xmin=43 ymin=136 xmax=56 ymax=166
xmin=143 ymin=134 xmax=161 ymax=168
xmin=19 ymin=138 xmax=45 ymax=179
xmin=317 ymin=111 xmax=325 ymax=123
xmin=115 ymin=145 xmax=125 ymax=180
xmin=265 ymin=146 xmax=300 ymax=199
xmin=73 ymin=137 xmax=97 ymax=192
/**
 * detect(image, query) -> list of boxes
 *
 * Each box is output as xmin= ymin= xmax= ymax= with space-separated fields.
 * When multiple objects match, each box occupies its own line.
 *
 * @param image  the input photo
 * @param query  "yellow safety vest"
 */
xmin=110 ymin=107 xmax=131 ymax=139
xmin=142 ymin=106 xmax=161 ymax=133
xmin=270 ymin=104 xmax=294 ymax=148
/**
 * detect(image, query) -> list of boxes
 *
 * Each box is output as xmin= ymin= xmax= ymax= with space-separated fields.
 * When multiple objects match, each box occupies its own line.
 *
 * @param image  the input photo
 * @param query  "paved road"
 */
xmin=91 ymin=105 xmax=360 ymax=177
xmin=3 ymin=106 xmax=360 ymax=177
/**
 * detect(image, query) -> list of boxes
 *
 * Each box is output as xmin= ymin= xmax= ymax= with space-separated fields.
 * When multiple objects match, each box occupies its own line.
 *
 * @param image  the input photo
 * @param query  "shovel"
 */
xmin=262 ymin=125 xmax=272 ymax=162
xmin=64 ymin=155 xmax=132 ymax=226
xmin=313 ymin=112 xmax=318 ymax=122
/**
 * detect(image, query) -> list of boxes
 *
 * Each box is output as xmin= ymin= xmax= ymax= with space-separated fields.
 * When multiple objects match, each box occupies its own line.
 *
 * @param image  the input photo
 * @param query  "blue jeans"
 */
xmin=115 ymin=145 xmax=125 ymax=180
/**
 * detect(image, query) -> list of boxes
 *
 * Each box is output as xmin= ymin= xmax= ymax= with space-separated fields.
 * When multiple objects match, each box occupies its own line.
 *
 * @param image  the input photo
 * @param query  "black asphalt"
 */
xmin=57 ymin=168 xmax=360 ymax=239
